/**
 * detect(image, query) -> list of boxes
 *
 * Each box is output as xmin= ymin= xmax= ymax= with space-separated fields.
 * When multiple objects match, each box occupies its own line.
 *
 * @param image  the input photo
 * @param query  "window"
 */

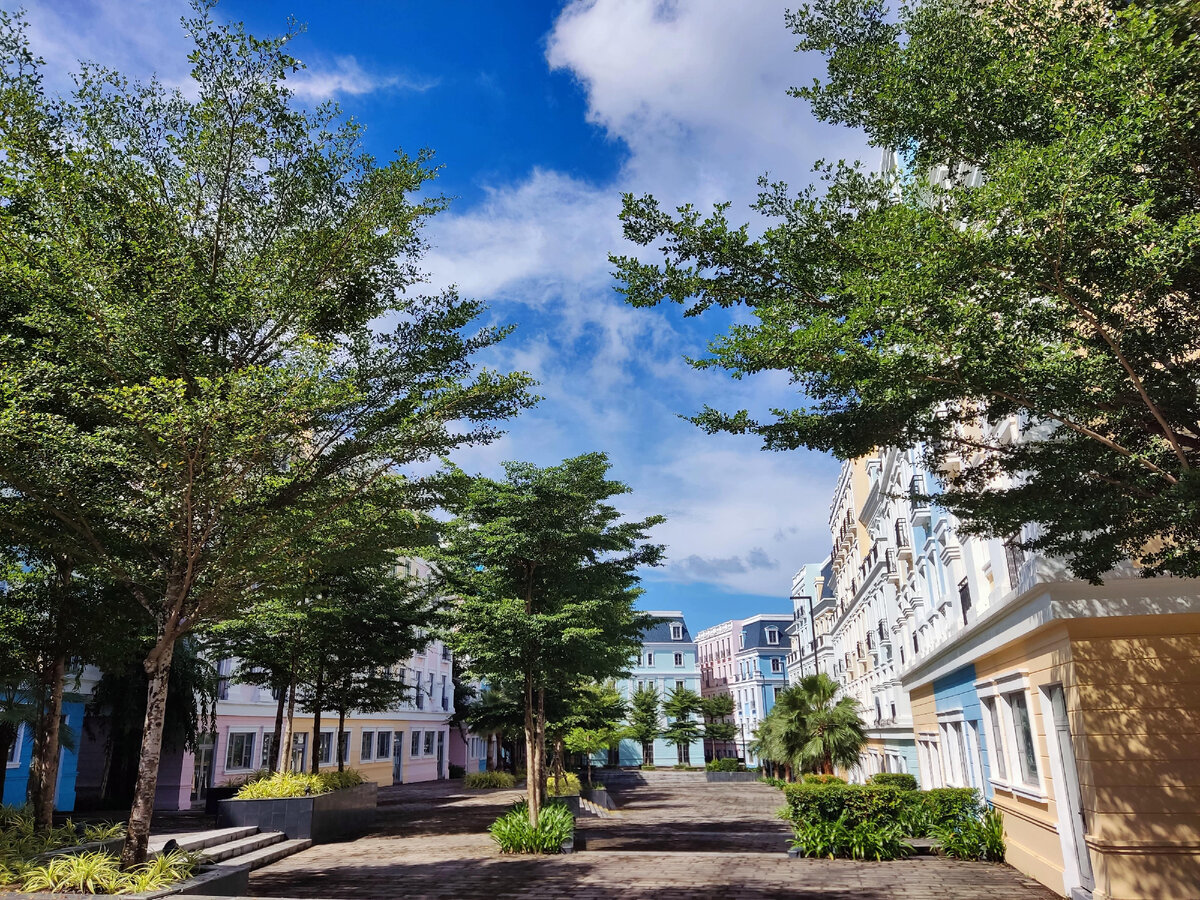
xmin=766 ymin=628 xmax=779 ymax=645
xmin=773 ymin=686 xmax=782 ymax=700
xmin=339 ymin=732 xmax=350 ymax=765
xmin=645 ymin=652 xmax=654 ymax=667
xmin=442 ymin=674 xmax=450 ymax=711
xmin=361 ymin=730 xmax=376 ymax=762
xmin=226 ymin=732 xmax=255 ymax=770
xmin=770 ymin=657 xmax=783 ymax=674
xmin=290 ymin=733 xmax=308 ymax=772
xmin=319 ymin=732 xmax=333 ymax=765
xmin=675 ymin=680 xmax=685 ymax=692
xmin=411 ymin=730 xmax=421 ymax=757
xmin=423 ymin=731 xmax=435 ymax=755
xmin=6 ymin=723 xmax=22 ymax=765
xmin=261 ymin=734 xmax=276 ymax=769
xmin=376 ymin=731 xmax=391 ymax=760
xmin=739 ymin=631 xmax=746 ymax=649
xmin=670 ymin=623 xmax=683 ymax=640
xmin=674 ymin=652 xmax=683 ymax=667
xmin=216 ymin=658 xmax=232 ymax=701
xmin=958 ymin=579 xmax=972 ymax=626
xmin=982 ymin=698 xmax=1007 ymax=780
xmin=1009 ymin=692 xmax=1039 ymax=786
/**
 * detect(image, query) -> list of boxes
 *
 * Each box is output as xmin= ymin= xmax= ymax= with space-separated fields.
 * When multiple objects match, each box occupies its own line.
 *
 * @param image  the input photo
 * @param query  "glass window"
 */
xmin=771 ymin=657 xmax=783 ymax=673
xmin=377 ymin=731 xmax=391 ymax=759
xmin=671 ymin=623 xmax=682 ymax=640
xmin=411 ymin=730 xmax=421 ymax=757
xmin=339 ymin=732 xmax=350 ymax=765
xmin=767 ymin=628 xmax=778 ymax=645
xmin=361 ymin=730 xmax=375 ymax=762
xmin=646 ymin=652 xmax=653 ymax=667
xmin=226 ymin=732 xmax=255 ymax=770
xmin=290 ymin=733 xmax=308 ymax=771
xmin=675 ymin=680 xmax=685 ymax=692
xmin=674 ymin=652 xmax=683 ymax=667
xmin=318 ymin=732 xmax=333 ymax=765
xmin=1008 ymin=692 xmax=1039 ymax=786
xmin=6 ymin=724 xmax=22 ymax=764
xmin=423 ymin=731 xmax=435 ymax=755
xmin=984 ymin=699 xmax=1007 ymax=780
xmin=261 ymin=733 xmax=275 ymax=769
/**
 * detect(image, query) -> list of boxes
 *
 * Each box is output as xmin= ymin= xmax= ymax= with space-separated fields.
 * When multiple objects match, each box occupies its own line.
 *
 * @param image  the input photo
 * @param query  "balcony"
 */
xmin=910 ymin=475 xmax=931 ymax=526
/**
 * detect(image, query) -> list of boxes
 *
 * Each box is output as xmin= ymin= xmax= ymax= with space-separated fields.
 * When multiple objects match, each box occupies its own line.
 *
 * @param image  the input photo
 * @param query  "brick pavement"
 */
xmin=247 ymin=777 xmax=1061 ymax=899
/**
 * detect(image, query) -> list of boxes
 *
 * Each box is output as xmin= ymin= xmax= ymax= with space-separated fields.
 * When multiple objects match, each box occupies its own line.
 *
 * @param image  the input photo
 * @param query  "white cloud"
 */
xmin=287 ymin=55 xmax=438 ymax=101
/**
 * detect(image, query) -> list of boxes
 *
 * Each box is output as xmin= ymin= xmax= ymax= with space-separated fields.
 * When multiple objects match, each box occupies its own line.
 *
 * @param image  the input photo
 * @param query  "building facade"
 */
xmin=614 ymin=611 xmax=704 ymax=767
xmin=794 ymin=436 xmax=1200 ymax=899
xmin=729 ymin=615 xmax=792 ymax=767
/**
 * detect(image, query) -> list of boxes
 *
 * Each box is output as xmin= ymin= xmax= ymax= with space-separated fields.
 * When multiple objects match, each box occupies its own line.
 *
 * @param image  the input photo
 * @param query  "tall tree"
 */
xmin=700 ymin=693 xmax=737 ymax=760
xmin=0 ymin=7 xmax=533 ymax=865
xmin=614 ymin=0 xmax=1200 ymax=581
xmin=661 ymin=686 xmax=702 ymax=766
xmin=790 ymin=674 xmax=867 ymax=776
xmin=436 ymin=453 xmax=662 ymax=828
xmin=626 ymin=685 xmax=661 ymax=766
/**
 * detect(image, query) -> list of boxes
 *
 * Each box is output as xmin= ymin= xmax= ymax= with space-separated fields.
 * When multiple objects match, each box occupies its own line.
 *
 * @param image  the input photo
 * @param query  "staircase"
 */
xmin=147 ymin=825 xmax=311 ymax=871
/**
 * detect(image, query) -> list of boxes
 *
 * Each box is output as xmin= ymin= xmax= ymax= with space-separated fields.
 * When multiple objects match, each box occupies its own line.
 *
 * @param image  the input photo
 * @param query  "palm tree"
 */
xmin=749 ymin=709 xmax=787 ymax=778
xmin=791 ymin=673 xmax=867 ymax=775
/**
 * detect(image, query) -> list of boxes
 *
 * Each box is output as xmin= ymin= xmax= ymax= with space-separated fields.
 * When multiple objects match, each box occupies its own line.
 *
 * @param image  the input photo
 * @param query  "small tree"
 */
xmin=437 ymin=454 xmax=663 ymax=828
xmin=661 ymin=686 xmax=702 ymax=766
xmin=564 ymin=726 xmax=618 ymax=788
xmin=700 ymin=694 xmax=737 ymax=760
xmin=626 ymin=685 xmax=661 ymax=766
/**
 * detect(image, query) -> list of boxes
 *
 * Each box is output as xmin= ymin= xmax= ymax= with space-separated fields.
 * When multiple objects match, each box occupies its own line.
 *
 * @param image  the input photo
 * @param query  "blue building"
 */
xmin=3 ymin=697 xmax=86 ymax=809
xmin=731 ymin=614 xmax=792 ymax=766
xmin=614 ymin=611 xmax=704 ymax=767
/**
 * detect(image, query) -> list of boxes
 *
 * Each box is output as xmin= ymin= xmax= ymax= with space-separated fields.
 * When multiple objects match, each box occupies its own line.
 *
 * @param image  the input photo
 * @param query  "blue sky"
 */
xmin=20 ymin=0 xmax=871 ymax=632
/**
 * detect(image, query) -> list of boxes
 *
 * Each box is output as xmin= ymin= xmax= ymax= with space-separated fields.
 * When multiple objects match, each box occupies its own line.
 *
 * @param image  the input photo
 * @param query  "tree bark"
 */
xmin=310 ymin=666 xmax=323 ymax=775
xmin=282 ymin=678 xmax=296 ymax=772
xmin=120 ymin=636 xmax=176 ymax=869
xmin=30 ymin=654 xmax=65 ymax=830
xmin=336 ymin=707 xmax=346 ymax=773
xmin=269 ymin=685 xmax=286 ymax=774
xmin=522 ymin=670 xmax=540 ymax=829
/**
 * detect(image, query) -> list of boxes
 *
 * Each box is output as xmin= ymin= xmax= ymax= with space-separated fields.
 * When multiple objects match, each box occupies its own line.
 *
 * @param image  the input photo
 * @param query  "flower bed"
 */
xmin=463 ymin=771 xmax=516 ymax=789
xmin=218 ymin=773 xmax=377 ymax=843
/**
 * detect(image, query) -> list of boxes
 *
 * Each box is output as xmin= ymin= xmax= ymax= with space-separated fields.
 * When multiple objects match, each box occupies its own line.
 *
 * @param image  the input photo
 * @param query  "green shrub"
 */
xmin=706 ymin=758 xmax=740 ymax=772
xmin=546 ymin=772 xmax=581 ymax=796
xmin=789 ymin=812 xmax=914 ymax=861
xmin=868 ymin=772 xmax=917 ymax=791
xmin=489 ymin=801 xmax=574 ymax=854
xmin=234 ymin=768 xmax=364 ymax=799
xmin=803 ymin=774 xmax=846 ymax=784
xmin=464 ymin=771 xmax=517 ymax=789
xmin=448 ymin=764 xmax=466 ymax=779
xmin=640 ymin=764 xmax=656 ymax=770
xmin=910 ymin=788 xmax=981 ymax=834
xmin=759 ymin=776 xmax=787 ymax=789
xmin=935 ymin=807 xmax=1006 ymax=861
xmin=784 ymin=783 xmax=908 ymax=829
xmin=16 ymin=849 xmax=198 ymax=895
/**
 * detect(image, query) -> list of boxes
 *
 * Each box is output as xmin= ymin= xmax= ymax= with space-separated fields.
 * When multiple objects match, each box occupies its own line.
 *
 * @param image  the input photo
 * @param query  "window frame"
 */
xmin=766 ymin=627 xmax=779 ymax=645
xmin=673 ymin=652 xmax=684 ymax=667
xmin=376 ymin=731 xmax=391 ymax=760
xmin=423 ymin=730 xmax=435 ymax=756
xmin=411 ymin=730 xmax=422 ymax=758
xmin=670 ymin=623 xmax=683 ymax=641
xmin=225 ymin=730 xmax=256 ymax=772
xmin=5 ymin=723 xmax=22 ymax=766
xmin=361 ymin=729 xmax=376 ymax=762
xmin=976 ymin=671 xmax=1047 ymax=800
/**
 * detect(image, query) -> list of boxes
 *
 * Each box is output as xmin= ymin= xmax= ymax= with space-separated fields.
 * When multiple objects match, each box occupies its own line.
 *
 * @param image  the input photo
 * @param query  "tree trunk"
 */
xmin=270 ymin=685 xmax=286 ymax=774
xmin=337 ymin=708 xmax=346 ymax=773
xmin=0 ymin=720 xmax=15 ymax=800
xmin=282 ymin=679 xmax=296 ymax=773
xmin=522 ymin=671 xmax=539 ymax=829
xmin=31 ymin=654 xmax=66 ymax=830
xmin=535 ymin=687 xmax=547 ymax=809
xmin=823 ymin=752 xmax=832 ymax=776
xmin=120 ymin=637 xmax=176 ymax=869
xmin=310 ymin=666 xmax=323 ymax=775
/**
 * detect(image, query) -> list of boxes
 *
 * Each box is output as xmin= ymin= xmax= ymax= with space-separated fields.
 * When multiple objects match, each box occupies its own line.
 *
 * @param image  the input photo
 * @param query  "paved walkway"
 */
xmin=248 ymin=777 xmax=1061 ymax=900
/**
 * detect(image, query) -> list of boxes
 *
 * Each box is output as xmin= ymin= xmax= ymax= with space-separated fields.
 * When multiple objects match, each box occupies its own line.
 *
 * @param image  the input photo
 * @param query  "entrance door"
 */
xmin=436 ymin=731 xmax=446 ymax=780
xmin=191 ymin=735 xmax=214 ymax=803
xmin=392 ymin=731 xmax=403 ymax=784
xmin=1048 ymin=685 xmax=1095 ymax=894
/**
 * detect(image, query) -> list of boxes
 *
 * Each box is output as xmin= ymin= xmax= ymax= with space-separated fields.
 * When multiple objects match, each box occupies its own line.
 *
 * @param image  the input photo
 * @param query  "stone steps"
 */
xmin=148 ymin=824 xmax=311 ymax=872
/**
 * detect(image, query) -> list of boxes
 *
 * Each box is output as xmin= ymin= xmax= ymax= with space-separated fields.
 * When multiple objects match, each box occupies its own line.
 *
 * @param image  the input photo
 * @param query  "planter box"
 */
xmin=21 ymin=863 xmax=249 ymax=899
xmin=205 ymin=785 xmax=240 ymax=816
xmin=582 ymin=788 xmax=617 ymax=810
xmin=705 ymin=772 xmax=760 ymax=783
xmin=217 ymin=782 xmax=377 ymax=843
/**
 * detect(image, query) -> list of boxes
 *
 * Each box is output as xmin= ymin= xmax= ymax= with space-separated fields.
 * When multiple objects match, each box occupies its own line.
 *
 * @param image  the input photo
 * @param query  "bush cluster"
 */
xmin=489 ymin=801 xmax=574 ymax=854
xmin=1 ymin=807 xmax=130 ymax=890
xmin=545 ymin=772 xmax=581 ymax=797
xmin=802 ymin=774 xmax=846 ymax=785
xmin=233 ymin=769 xmax=364 ymax=799
xmin=705 ymin=758 xmax=742 ymax=772
xmin=10 ymin=849 xmax=199 ymax=895
xmin=868 ymin=772 xmax=917 ymax=791
xmin=464 ymin=771 xmax=517 ymax=790
xmin=759 ymin=776 xmax=787 ymax=789
xmin=782 ymin=783 xmax=1003 ymax=862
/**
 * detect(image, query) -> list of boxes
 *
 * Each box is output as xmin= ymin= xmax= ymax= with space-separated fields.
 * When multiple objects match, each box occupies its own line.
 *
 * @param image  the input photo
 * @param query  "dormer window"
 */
xmin=670 ymin=623 xmax=683 ymax=640
xmin=766 ymin=628 xmax=779 ymax=645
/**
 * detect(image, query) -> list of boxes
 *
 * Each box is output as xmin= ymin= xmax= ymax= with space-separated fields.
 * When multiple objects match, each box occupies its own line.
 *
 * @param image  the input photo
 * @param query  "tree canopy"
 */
xmin=614 ymin=0 xmax=1200 ymax=581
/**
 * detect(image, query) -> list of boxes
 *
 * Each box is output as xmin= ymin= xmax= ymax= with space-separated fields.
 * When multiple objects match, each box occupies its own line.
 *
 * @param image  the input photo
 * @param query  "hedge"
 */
xmin=706 ymin=758 xmax=741 ymax=772
xmin=783 ymin=783 xmax=980 ymax=836
xmin=868 ymin=772 xmax=918 ymax=791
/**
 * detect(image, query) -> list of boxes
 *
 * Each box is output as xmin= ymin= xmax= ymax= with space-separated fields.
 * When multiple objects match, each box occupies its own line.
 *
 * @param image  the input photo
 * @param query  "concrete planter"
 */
xmin=217 ymin=782 xmax=377 ymax=843
xmin=582 ymin=788 xmax=617 ymax=810
xmin=704 ymin=772 xmax=760 ymax=783
xmin=20 ymin=864 xmax=250 ymax=899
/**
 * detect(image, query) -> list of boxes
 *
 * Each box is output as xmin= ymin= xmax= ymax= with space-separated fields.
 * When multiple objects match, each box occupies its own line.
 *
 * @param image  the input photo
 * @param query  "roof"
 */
xmin=739 ymin=616 xmax=791 ymax=651
xmin=642 ymin=613 xmax=693 ymax=643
